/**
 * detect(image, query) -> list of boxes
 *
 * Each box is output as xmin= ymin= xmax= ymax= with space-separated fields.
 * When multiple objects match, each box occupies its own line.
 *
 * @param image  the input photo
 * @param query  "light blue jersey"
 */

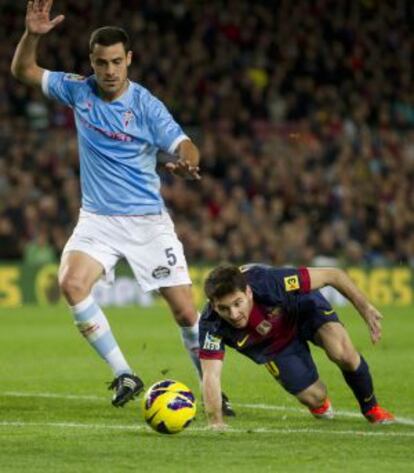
xmin=42 ymin=71 xmax=188 ymax=215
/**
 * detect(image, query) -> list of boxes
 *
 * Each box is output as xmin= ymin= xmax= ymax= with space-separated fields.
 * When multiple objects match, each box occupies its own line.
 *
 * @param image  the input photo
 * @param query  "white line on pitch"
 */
xmin=236 ymin=403 xmax=414 ymax=426
xmin=2 ymin=391 xmax=414 ymax=427
xmin=3 ymin=391 xmax=104 ymax=401
xmin=0 ymin=420 xmax=414 ymax=437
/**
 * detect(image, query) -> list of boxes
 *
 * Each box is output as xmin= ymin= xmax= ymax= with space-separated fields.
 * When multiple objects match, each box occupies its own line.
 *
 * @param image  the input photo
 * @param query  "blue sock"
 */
xmin=341 ymin=355 xmax=377 ymax=413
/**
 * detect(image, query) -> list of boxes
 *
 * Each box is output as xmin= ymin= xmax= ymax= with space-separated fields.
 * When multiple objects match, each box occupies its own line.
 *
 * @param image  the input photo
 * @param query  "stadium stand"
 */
xmin=2 ymin=0 xmax=414 ymax=266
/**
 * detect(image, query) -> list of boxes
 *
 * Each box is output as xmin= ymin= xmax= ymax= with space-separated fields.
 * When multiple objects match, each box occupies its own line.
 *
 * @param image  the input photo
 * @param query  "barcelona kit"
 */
xmin=199 ymin=264 xmax=341 ymax=394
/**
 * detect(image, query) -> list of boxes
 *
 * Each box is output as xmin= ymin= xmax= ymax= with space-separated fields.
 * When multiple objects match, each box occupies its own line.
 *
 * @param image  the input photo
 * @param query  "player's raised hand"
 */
xmin=363 ymin=304 xmax=383 ymax=344
xmin=165 ymin=159 xmax=201 ymax=180
xmin=26 ymin=0 xmax=64 ymax=35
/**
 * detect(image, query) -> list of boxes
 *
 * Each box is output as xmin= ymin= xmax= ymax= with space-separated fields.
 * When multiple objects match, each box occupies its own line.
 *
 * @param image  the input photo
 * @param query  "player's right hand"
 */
xmin=26 ymin=0 xmax=64 ymax=35
xmin=165 ymin=160 xmax=201 ymax=180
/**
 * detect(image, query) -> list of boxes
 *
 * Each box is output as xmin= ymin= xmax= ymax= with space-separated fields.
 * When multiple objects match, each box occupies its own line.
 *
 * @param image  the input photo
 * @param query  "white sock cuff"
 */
xmin=181 ymin=322 xmax=199 ymax=336
xmin=180 ymin=312 xmax=200 ymax=333
xmin=70 ymin=294 xmax=95 ymax=313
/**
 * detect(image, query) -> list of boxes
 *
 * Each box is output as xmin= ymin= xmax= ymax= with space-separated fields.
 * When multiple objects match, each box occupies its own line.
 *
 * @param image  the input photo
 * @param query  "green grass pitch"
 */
xmin=0 ymin=302 xmax=413 ymax=472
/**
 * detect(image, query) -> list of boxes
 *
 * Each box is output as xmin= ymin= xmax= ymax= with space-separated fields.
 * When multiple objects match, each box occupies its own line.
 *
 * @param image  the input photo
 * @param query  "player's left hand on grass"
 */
xmin=207 ymin=422 xmax=229 ymax=432
xmin=165 ymin=159 xmax=201 ymax=180
xmin=362 ymin=304 xmax=383 ymax=344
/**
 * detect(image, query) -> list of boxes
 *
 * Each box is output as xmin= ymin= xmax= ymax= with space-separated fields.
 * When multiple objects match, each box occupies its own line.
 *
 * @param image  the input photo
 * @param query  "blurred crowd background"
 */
xmin=1 ymin=0 xmax=414 ymax=268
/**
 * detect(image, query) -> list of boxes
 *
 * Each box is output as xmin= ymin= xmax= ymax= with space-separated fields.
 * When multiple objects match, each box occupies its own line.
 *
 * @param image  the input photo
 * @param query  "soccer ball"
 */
xmin=142 ymin=379 xmax=196 ymax=434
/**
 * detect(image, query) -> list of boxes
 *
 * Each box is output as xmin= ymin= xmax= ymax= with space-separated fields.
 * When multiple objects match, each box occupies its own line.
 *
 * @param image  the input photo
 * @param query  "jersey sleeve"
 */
xmin=143 ymin=92 xmax=189 ymax=153
xmin=199 ymin=312 xmax=225 ymax=361
xmin=277 ymin=267 xmax=311 ymax=294
xmin=245 ymin=265 xmax=311 ymax=306
xmin=42 ymin=70 xmax=86 ymax=107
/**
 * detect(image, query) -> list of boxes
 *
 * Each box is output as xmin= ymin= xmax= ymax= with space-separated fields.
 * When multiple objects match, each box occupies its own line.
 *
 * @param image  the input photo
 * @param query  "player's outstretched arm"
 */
xmin=200 ymin=359 xmax=227 ymax=430
xmin=307 ymin=267 xmax=383 ymax=344
xmin=11 ymin=0 xmax=64 ymax=86
xmin=165 ymin=139 xmax=201 ymax=180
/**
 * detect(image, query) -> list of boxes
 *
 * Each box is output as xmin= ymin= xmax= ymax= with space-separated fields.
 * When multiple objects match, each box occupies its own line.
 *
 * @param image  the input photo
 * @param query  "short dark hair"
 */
xmin=204 ymin=264 xmax=247 ymax=301
xmin=89 ymin=26 xmax=130 ymax=53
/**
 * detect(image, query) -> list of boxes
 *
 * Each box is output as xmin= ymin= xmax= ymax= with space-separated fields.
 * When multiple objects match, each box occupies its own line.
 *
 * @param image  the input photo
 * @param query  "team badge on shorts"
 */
xmin=284 ymin=275 xmax=300 ymax=291
xmin=152 ymin=266 xmax=171 ymax=279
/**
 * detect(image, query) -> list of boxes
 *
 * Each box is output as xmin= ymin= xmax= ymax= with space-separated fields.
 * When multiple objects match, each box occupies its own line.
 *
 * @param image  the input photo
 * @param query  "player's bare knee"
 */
xmin=59 ymin=273 xmax=90 ymax=304
xmin=327 ymin=343 xmax=359 ymax=370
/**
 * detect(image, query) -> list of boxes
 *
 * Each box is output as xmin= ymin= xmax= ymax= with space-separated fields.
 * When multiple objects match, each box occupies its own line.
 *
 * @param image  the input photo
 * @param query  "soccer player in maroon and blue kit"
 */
xmin=199 ymin=263 xmax=394 ymax=429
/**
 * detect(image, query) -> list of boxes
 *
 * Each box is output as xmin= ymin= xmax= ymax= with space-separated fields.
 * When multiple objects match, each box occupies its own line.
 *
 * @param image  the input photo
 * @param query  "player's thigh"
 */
xmin=59 ymin=250 xmax=104 ymax=289
xmin=61 ymin=210 xmax=122 ymax=286
xmin=159 ymin=285 xmax=198 ymax=326
xmin=265 ymin=339 xmax=319 ymax=396
xmin=314 ymin=322 xmax=359 ymax=368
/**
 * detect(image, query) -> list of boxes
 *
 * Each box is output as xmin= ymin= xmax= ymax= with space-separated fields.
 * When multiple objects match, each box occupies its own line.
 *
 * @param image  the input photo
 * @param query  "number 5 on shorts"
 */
xmin=165 ymin=247 xmax=177 ymax=266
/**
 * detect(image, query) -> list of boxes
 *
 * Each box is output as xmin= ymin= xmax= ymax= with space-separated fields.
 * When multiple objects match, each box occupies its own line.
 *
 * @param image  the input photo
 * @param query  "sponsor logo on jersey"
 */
xmin=79 ymin=116 xmax=133 ymax=142
xmin=203 ymin=332 xmax=222 ymax=351
xmin=284 ymin=275 xmax=300 ymax=291
xmin=152 ymin=266 xmax=171 ymax=279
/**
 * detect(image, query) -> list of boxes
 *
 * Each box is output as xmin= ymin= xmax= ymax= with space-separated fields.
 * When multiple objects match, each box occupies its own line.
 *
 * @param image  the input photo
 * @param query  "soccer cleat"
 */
xmin=310 ymin=398 xmax=334 ymax=420
xmin=364 ymin=405 xmax=395 ymax=424
xmin=109 ymin=373 xmax=144 ymax=407
xmin=222 ymin=392 xmax=236 ymax=417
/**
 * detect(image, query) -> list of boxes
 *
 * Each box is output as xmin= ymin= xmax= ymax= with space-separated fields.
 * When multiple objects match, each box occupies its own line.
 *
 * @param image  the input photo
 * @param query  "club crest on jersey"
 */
xmin=84 ymin=100 xmax=93 ymax=112
xmin=255 ymin=320 xmax=272 ymax=335
xmin=203 ymin=332 xmax=222 ymax=351
xmin=123 ymin=110 xmax=134 ymax=128
xmin=284 ymin=275 xmax=300 ymax=291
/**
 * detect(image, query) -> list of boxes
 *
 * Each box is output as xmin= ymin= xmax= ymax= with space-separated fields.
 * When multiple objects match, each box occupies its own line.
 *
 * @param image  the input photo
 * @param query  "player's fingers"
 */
xmin=32 ymin=0 xmax=40 ymax=12
xmin=176 ymin=160 xmax=189 ymax=170
xmin=190 ymin=168 xmax=201 ymax=180
xmin=371 ymin=324 xmax=381 ymax=343
xmin=165 ymin=163 xmax=182 ymax=176
xmin=50 ymin=14 xmax=65 ymax=27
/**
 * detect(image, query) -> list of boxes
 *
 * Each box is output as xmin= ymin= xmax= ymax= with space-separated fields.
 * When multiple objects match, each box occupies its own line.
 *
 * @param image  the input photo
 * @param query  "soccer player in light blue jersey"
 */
xmin=11 ymin=0 xmax=234 ymax=414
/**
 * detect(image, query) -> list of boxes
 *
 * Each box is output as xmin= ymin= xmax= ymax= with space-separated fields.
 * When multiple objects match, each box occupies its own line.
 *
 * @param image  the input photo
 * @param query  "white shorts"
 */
xmin=63 ymin=209 xmax=192 ymax=292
